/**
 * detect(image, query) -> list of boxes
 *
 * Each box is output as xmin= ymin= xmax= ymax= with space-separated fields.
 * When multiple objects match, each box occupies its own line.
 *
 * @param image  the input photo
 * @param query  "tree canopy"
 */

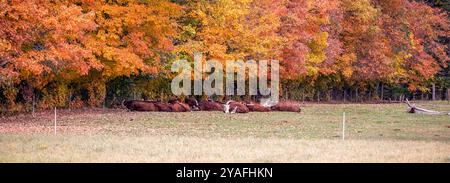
xmin=0 ymin=0 xmax=448 ymax=112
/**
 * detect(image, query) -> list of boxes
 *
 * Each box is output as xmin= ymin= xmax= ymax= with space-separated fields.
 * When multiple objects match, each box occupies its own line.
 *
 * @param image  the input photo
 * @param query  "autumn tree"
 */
xmin=279 ymin=0 xmax=344 ymax=99
xmin=0 ymin=0 xmax=98 ymax=110
xmin=177 ymin=0 xmax=283 ymax=61
xmin=77 ymin=0 xmax=182 ymax=106
xmin=373 ymin=0 xmax=449 ymax=93
xmin=1 ymin=0 xmax=449 ymax=113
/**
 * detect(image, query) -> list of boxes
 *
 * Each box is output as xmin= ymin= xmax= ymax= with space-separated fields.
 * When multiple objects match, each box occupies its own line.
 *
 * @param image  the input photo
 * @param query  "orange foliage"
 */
xmin=0 ymin=0 xmax=448 ymax=111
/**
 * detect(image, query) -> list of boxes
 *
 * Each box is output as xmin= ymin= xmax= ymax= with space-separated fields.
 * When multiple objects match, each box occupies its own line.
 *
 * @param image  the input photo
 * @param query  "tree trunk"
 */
xmin=343 ymin=89 xmax=347 ymax=102
xmin=326 ymin=89 xmax=330 ymax=101
xmin=331 ymin=88 xmax=336 ymax=100
xmin=317 ymin=90 xmax=320 ymax=103
xmin=32 ymin=91 xmax=36 ymax=117
xmin=68 ymin=90 xmax=72 ymax=111
xmin=284 ymin=85 xmax=289 ymax=100
xmin=432 ymin=83 xmax=436 ymax=101
xmin=380 ymin=83 xmax=384 ymax=101
xmin=405 ymin=99 xmax=441 ymax=115
xmin=447 ymin=88 xmax=450 ymax=102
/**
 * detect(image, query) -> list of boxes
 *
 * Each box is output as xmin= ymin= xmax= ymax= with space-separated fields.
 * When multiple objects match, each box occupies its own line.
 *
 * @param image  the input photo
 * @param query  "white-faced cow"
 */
xmin=245 ymin=101 xmax=271 ymax=112
xmin=185 ymin=97 xmax=200 ymax=111
xmin=223 ymin=101 xmax=249 ymax=113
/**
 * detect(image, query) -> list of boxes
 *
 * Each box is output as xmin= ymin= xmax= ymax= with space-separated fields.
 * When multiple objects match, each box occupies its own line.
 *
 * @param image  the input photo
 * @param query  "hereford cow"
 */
xmin=223 ymin=101 xmax=249 ymax=113
xmin=122 ymin=100 xmax=158 ymax=112
xmin=245 ymin=101 xmax=271 ymax=112
xmin=185 ymin=97 xmax=200 ymax=111
xmin=271 ymin=101 xmax=301 ymax=113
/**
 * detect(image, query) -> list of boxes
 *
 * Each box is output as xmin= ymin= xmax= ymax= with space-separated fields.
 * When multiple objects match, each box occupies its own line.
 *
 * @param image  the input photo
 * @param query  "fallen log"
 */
xmin=405 ymin=99 xmax=443 ymax=115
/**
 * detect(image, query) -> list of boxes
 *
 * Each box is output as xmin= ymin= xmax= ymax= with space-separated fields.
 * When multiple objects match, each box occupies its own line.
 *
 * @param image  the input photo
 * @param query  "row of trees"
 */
xmin=0 ymin=0 xmax=449 ymax=113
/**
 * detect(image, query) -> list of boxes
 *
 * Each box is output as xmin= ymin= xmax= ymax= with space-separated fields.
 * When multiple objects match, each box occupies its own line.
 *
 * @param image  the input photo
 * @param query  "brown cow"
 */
xmin=198 ymin=100 xmax=224 ymax=111
xmin=224 ymin=101 xmax=249 ymax=113
xmin=184 ymin=97 xmax=200 ymax=111
xmin=178 ymin=102 xmax=191 ymax=112
xmin=169 ymin=102 xmax=184 ymax=112
xmin=271 ymin=102 xmax=301 ymax=113
xmin=122 ymin=100 xmax=158 ymax=112
xmin=153 ymin=102 xmax=172 ymax=112
xmin=245 ymin=101 xmax=271 ymax=112
xmin=168 ymin=98 xmax=179 ymax=104
xmin=168 ymin=100 xmax=191 ymax=112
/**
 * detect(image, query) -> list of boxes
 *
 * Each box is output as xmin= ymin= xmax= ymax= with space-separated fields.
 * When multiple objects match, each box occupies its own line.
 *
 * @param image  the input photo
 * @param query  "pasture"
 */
xmin=1 ymin=102 xmax=449 ymax=162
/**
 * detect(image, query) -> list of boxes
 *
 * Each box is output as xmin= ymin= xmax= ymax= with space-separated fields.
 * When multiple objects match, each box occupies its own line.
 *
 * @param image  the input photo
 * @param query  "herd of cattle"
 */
xmin=122 ymin=98 xmax=301 ymax=113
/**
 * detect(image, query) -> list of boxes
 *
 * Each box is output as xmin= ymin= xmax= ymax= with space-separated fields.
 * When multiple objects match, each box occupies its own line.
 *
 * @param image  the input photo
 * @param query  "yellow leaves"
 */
xmin=0 ymin=39 xmax=12 ymax=52
xmin=181 ymin=0 xmax=283 ymax=62
xmin=306 ymin=67 xmax=319 ymax=77
xmin=408 ymin=33 xmax=417 ymax=49
xmin=307 ymin=32 xmax=328 ymax=61
xmin=98 ymin=46 xmax=150 ymax=78
xmin=342 ymin=0 xmax=378 ymax=23
xmin=175 ymin=40 xmax=204 ymax=56
xmin=391 ymin=51 xmax=409 ymax=79
xmin=341 ymin=0 xmax=380 ymax=37
xmin=342 ymin=67 xmax=353 ymax=79
xmin=339 ymin=53 xmax=355 ymax=79
xmin=182 ymin=25 xmax=197 ymax=37
xmin=305 ymin=32 xmax=328 ymax=76
xmin=208 ymin=44 xmax=229 ymax=60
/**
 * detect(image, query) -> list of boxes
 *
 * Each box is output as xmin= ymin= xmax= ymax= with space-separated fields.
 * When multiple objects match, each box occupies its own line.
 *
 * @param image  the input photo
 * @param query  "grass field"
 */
xmin=1 ymin=101 xmax=449 ymax=162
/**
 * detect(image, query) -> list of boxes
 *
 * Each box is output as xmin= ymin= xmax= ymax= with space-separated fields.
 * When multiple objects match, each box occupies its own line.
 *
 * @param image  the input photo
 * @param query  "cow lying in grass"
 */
xmin=184 ymin=98 xmax=224 ymax=111
xmin=185 ymin=97 xmax=200 ymax=111
xmin=168 ymin=99 xmax=191 ymax=112
xmin=245 ymin=101 xmax=271 ymax=112
xmin=198 ymin=100 xmax=224 ymax=111
xmin=270 ymin=101 xmax=301 ymax=113
xmin=152 ymin=102 xmax=171 ymax=112
xmin=123 ymin=98 xmax=301 ymax=113
xmin=223 ymin=101 xmax=249 ymax=113
xmin=123 ymin=100 xmax=191 ymax=112
xmin=122 ymin=100 xmax=158 ymax=112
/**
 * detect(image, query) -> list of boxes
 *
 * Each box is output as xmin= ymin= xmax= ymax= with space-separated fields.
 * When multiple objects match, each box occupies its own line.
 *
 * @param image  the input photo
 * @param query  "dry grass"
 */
xmin=1 ymin=135 xmax=449 ymax=163
xmin=0 ymin=102 xmax=449 ymax=162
